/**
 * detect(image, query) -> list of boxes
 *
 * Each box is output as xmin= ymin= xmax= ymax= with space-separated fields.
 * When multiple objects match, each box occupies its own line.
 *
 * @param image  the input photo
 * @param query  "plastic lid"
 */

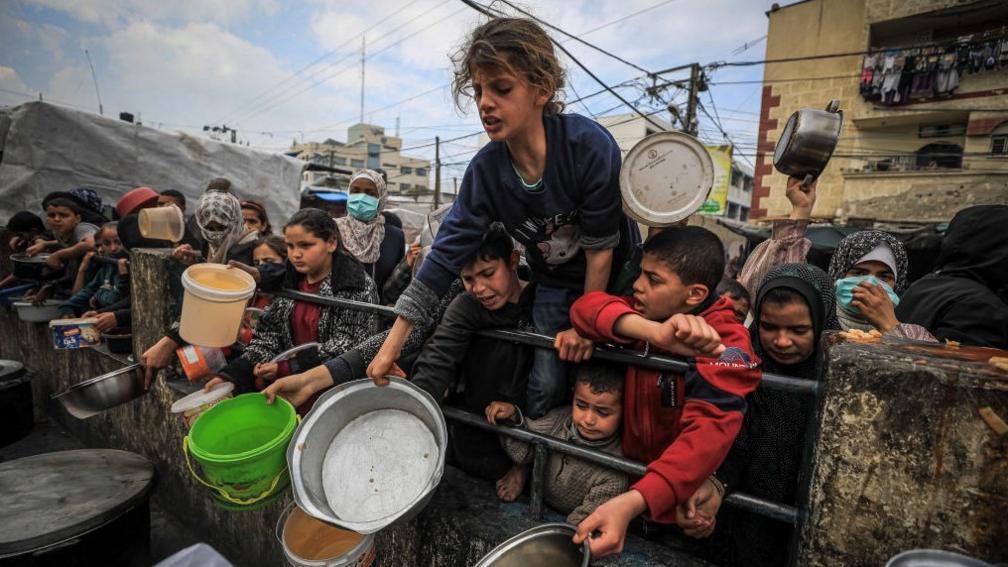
xmin=170 ymin=381 xmax=235 ymax=414
xmin=619 ymin=131 xmax=714 ymax=227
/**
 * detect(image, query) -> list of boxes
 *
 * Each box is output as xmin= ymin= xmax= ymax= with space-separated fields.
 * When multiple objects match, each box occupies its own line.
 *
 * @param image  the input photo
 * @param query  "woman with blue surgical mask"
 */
xmin=335 ymin=169 xmax=405 ymax=297
xmin=827 ymin=231 xmax=934 ymax=340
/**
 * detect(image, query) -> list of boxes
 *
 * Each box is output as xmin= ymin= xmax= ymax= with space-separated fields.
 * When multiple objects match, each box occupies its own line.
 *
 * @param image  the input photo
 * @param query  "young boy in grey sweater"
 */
xmin=485 ymin=360 xmax=628 ymax=524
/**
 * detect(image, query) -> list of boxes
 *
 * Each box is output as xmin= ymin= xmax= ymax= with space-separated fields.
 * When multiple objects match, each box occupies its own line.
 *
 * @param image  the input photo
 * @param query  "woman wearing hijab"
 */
xmin=335 ymin=169 xmax=405 ymax=298
xmin=173 ymin=190 xmax=257 ymax=266
xmin=704 ymin=264 xmax=837 ymax=567
xmin=738 ymin=176 xmax=933 ymax=340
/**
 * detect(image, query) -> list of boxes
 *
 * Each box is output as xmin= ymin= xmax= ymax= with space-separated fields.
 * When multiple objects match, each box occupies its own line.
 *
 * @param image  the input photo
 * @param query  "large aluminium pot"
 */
xmin=51 ymin=363 xmax=147 ymax=419
xmin=288 ymin=378 xmax=447 ymax=534
xmin=773 ymin=99 xmax=843 ymax=181
xmin=0 ymin=360 xmax=32 ymax=447
xmin=474 ymin=523 xmax=590 ymax=567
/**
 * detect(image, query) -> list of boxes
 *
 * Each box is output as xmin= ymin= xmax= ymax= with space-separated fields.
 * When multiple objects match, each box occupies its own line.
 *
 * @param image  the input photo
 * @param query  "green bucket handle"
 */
xmin=183 ymin=435 xmax=288 ymax=507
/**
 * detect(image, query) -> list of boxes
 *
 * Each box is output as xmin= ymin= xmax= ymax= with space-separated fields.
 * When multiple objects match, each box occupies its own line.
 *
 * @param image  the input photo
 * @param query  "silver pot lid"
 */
xmin=620 ymin=131 xmax=715 ymax=227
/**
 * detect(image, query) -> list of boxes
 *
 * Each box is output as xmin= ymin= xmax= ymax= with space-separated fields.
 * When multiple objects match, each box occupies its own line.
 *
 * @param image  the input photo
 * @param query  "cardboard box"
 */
xmin=49 ymin=318 xmax=101 ymax=350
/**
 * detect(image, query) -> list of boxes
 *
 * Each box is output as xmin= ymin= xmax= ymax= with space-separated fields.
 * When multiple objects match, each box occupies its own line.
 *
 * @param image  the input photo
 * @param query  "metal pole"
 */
xmin=434 ymin=136 xmax=441 ymax=208
xmin=84 ymin=49 xmax=103 ymax=115
xmin=440 ymin=407 xmax=799 ymax=525
xmin=530 ymin=444 xmax=547 ymax=520
xmin=275 ymin=289 xmax=818 ymax=395
xmin=686 ymin=63 xmax=700 ymax=135
xmin=360 ymin=35 xmax=366 ymax=125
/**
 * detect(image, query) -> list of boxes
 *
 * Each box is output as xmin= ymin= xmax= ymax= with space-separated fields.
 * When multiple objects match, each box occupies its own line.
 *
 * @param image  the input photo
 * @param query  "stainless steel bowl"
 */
xmin=474 ymin=523 xmax=590 ymax=567
xmin=287 ymin=378 xmax=447 ymax=534
xmin=885 ymin=549 xmax=993 ymax=567
xmin=51 ymin=364 xmax=147 ymax=419
xmin=773 ymin=99 xmax=843 ymax=180
xmin=11 ymin=253 xmax=64 ymax=281
xmin=13 ymin=300 xmax=63 ymax=323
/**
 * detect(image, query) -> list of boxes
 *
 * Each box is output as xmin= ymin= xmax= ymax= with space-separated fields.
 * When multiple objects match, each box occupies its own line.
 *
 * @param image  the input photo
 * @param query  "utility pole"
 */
xmin=434 ymin=136 xmax=442 ymax=209
xmin=359 ymin=35 xmax=366 ymax=125
xmin=84 ymin=49 xmax=103 ymax=115
xmin=685 ymin=63 xmax=701 ymax=136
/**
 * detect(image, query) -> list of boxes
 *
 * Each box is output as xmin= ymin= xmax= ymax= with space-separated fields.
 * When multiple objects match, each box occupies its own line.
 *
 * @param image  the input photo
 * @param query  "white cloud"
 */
xmin=0 ymin=66 xmax=32 ymax=93
xmin=24 ymin=0 xmax=282 ymax=27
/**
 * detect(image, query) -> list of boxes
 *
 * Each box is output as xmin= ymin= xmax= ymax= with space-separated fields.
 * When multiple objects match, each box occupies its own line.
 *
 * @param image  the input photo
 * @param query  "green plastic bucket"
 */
xmin=184 ymin=393 xmax=297 ymax=507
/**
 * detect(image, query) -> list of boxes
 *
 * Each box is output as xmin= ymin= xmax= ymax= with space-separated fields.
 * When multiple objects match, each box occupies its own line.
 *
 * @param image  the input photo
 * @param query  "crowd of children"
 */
xmin=3 ymin=15 xmax=1006 ymax=567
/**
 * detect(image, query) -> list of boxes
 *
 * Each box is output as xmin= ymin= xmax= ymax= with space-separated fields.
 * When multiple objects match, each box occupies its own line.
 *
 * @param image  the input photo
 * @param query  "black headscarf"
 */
xmin=750 ymin=263 xmax=836 ymax=380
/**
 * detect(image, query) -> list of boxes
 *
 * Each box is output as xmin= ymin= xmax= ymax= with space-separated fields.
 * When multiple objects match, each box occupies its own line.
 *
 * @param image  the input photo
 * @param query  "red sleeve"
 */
xmin=632 ymin=313 xmax=762 ymax=521
xmin=569 ymin=291 xmax=638 ymax=345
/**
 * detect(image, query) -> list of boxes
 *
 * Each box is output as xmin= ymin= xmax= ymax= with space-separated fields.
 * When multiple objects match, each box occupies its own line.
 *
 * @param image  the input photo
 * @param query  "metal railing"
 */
xmin=276 ymin=289 xmax=814 ymax=526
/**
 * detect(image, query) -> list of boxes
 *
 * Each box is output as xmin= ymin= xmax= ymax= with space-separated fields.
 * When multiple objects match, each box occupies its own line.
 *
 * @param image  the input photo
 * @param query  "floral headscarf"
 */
xmin=335 ymin=169 xmax=387 ymax=264
xmin=827 ymin=230 xmax=909 ymax=294
xmin=196 ymin=190 xmax=244 ymax=263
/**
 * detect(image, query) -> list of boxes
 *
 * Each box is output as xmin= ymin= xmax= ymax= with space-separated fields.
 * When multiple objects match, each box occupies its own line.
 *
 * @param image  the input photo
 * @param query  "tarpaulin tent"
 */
xmin=0 ymin=102 xmax=303 ymax=222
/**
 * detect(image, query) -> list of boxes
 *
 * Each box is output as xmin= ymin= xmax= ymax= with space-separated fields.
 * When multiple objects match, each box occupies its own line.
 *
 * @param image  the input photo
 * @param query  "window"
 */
xmin=739 ymin=206 xmax=749 ymax=222
xmin=415 ymin=168 xmax=427 ymax=176
xmin=351 ymin=159 xmax=364 ymax=168
xmin=333 ymin=156 xmax=347 ymax=165
xmin=400 ymin=166 xmax=413 ymax=175
xmin=387 ymin=182 xmax=397 ymax=191
xmin=919 ymin=124 xmax=966 ymax=138
xmin=367 ymin=143 xmax=380 ymax=170
xmin=992 ymin=135 xmax=1008 ymax=156
xmin=915 ymin=143 xmax=962 ymax=169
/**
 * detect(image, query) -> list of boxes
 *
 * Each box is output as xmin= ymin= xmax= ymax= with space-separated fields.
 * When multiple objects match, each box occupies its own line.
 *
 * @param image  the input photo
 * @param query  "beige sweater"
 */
xmin=503 ymin=407 xmax=629 ymax=524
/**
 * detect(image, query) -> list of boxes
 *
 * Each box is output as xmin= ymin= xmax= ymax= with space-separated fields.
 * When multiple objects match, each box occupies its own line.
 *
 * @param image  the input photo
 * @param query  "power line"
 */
xmin=235 ymin=4 xmax=466 ymax=125
xmin=225 ymin=0 xmax=435 ymax=122
xmin=570 ymin=0 xmax=682 ymax=38
xmin=492 ymin=0 xmax=652 ymax=76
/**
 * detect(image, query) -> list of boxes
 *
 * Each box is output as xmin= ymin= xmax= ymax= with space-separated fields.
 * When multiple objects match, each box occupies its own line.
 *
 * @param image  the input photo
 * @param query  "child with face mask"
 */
xmin=335 ymin=169 xmax=405 ymax=295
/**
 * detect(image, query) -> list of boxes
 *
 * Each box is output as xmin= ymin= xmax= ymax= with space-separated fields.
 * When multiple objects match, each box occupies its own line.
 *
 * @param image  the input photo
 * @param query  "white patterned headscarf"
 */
xmin=196 ymin=190 xmax=244 ymax=263
xmin=336 ymin=169 xmax=387 ymax=264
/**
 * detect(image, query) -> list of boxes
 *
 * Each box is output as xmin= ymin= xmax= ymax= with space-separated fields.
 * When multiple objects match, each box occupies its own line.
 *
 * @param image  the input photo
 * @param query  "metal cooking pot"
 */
xmin=885 ymin=549 xmax=993 ymax=567
xmin=773 ymin=99 xmax=843 ymax=181
xmin=474 ymin=523 xmax=590 ymax=567
xmin=288 ymin=378 xmax=447 ymax=534
xmin=51 ymin=364 xmax=147 ymax=419
xmin=11 ymin=253 xmax=64 ymax=281
xmin=102 ymin=328 xmax=133 ymax=355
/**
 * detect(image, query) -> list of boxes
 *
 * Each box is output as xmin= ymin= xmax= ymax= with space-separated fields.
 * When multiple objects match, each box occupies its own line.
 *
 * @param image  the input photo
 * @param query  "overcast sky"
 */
xmin=1 ymin=0 xmax=775 ymax=179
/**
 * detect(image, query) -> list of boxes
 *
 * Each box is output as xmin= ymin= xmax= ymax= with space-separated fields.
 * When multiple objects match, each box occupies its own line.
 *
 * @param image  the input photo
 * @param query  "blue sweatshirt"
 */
xmin=397 ymin=113 xmax=631 ymax=324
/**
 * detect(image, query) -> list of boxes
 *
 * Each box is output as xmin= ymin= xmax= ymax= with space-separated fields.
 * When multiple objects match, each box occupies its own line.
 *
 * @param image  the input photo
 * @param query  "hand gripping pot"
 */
xmin=288 ymin=378 xmax=448 ymax=534
xmin=179 ymin=264 xmax=256 ymax=347
xmin=473 ymin=523 xmax=590 ymax=567
xmin=773 ymin=99 xmax=843 ymax=181
xmin=619 ymin=131 xmax=715 ymax=227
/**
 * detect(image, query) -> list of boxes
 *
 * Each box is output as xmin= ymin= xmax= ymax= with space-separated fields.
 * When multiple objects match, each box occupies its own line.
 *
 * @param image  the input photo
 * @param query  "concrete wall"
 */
xmin=799 ymin=335 xmax=1008 ymax=566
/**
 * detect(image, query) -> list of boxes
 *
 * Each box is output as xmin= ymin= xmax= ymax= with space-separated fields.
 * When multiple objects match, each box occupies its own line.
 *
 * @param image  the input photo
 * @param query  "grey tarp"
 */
xmin=0 ymin=102 xmax=303 ymax=221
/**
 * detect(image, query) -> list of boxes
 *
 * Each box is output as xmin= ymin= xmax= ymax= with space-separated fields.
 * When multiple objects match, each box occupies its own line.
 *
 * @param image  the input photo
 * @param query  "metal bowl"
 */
xmin=885 ymin=549 xmax=993 ymax=567
xmin=773 ymin=100 xmax=843 ymax=180
xmin=51 ymin=364 xmax=147 ymax=419
xmin=11 ymin=254 xmax=64 ymax=281
xmin=13 ymin=300 xmax=63 ymax=323
xmin=287 ymin=378 xmax=447 ymax=534
xmin=474 ymin=523 xmax=590 ymax=567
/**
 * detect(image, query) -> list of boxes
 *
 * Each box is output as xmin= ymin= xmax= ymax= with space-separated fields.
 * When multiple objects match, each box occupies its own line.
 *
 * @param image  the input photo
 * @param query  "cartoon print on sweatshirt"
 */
xmin=513 ymin=210 xmax=582 ymax=267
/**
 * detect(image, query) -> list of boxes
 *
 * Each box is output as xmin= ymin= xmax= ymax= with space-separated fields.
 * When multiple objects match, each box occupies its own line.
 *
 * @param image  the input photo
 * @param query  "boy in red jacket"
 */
xmin=570 ymin=227 xmax=761 ymax=557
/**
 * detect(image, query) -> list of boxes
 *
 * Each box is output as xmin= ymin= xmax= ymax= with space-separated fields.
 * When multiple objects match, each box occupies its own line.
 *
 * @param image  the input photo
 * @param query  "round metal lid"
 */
xmin=0 ymin=360 xmax=26 ymax=383
xmin=619 ymin=131 xmax=715 ymax=227
xmin=0 ymin=449 xmax=155 ymax=557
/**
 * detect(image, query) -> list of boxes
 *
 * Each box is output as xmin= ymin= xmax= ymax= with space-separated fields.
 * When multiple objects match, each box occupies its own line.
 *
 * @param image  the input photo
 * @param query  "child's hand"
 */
xmin=253 ymin=362 xmax=279 ymax=382
xmin=117 ymin=258 xmax=129 ymax=276
xmin=405 ymin=243 xmax=422 ymax=268
xmin=9 ymin=235 xmax=22 ymax=250
xmin=25 ymin=241 xmax=47 ymax=256
xmin=203 ymin=376 xmax=228 ymax=391
xmin=675 ymin=478 xmax=722 ymax=539
xmin=91 ymin=312 xmax=118 ymax=332
xmin=172 ymin=244 xmax=197 ymax=265
xmin=485 ymin=401 xmax=517 ymax=425
xmin=786 ymin=175 xmax=817 ymax=220
xmin=81 ymin=251 xmax=95 ymax=266
xmin=574 ymin=490 xmax=648 ymax=557
xmin=141 ymin=336 xmax=179 ymax=390
xmin=45 ymin=253 xmax=64 ymax=270
xmin=650 ymin=314 xmax=725 ymax=357
xmin=367 ymin=351 xmax=405 ymax=387
xmin=82 ymin=310 xmax=98 ymax=318
xmin=227 ymin=260 xmax=260 ymax=284
xmin=554 ymin=328 xmax=593 ymax=362
xmin=851 ymin=282 xmax=898 ymax=333
xmin=263 ymin=365 xmax=335 ymax=407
